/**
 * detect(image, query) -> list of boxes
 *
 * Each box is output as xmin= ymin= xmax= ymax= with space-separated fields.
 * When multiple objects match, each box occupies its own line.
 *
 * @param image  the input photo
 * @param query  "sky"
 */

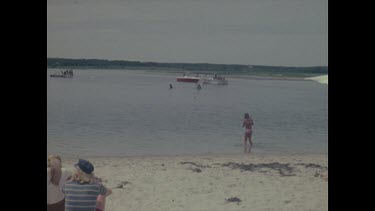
xmin=47 ymin=0 xmax=327 ymax=66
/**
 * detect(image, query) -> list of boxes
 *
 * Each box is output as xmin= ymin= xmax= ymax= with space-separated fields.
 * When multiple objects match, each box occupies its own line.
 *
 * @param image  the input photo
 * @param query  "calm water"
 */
xmin=47 ymin=69 xmax=328 ymax=158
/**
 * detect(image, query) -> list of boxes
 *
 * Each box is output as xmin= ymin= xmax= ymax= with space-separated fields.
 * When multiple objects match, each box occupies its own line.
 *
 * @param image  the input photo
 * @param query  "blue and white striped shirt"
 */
xmin=62 ymin=180 xmax=108 ymax=211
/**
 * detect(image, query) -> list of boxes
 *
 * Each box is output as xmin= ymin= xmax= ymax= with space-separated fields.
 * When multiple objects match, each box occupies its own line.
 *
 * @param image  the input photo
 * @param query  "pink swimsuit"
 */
xmin=243 ymin=118 xmax=253 ymax=136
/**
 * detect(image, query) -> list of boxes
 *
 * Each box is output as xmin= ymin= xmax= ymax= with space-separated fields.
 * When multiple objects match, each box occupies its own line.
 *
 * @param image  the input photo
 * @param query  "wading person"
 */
xmin=242 ymin=113 xmax=254 ymax=153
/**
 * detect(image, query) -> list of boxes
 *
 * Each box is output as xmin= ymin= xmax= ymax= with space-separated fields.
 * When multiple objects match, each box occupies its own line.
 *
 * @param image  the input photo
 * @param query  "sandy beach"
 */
xmin=306 ymin=75 xmax=328 ymax=85
xmin=62 ymin=153 xmax=328 ymax=211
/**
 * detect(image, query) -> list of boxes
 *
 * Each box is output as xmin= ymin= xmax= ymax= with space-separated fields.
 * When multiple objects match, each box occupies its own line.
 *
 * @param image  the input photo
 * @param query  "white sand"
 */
xmin=62 ymin=153 xmax=328 ymax=211
xmin=306 ymin=75 xmax=328 ymax=85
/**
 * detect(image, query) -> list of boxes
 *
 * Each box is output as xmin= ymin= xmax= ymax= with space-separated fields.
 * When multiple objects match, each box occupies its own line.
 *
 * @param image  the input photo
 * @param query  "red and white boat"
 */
xmin=176 ymin=73 xmax=201 ymax=83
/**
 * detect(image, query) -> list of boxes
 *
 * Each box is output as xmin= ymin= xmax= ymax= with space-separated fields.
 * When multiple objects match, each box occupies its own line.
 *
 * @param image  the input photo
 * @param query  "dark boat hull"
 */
xmin=50 ymin=74 xmax=73 ymax=78
xmin=176 ymin=77 xmax=200 ymax=83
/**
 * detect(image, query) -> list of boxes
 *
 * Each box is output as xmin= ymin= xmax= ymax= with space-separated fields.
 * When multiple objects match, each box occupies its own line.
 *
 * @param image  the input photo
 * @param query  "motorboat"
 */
xmin=176 ymin=73 xmax=201 ymax=83
xmin=50 ymin=69 xmax=74 ymax=78
xmin=202 ymin=74 xmax=228 ymax=85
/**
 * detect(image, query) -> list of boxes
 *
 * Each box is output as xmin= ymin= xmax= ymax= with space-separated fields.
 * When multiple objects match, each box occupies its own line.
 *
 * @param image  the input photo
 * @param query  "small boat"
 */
xmin=176 ymin=73 xmax=201 ymax=83
xmin=50 ymin=69 xmax=74 ymax=78
xmin=202 ymin=74 xmax=228 ymax=85
xmin=50 ymin=74 xmax=73 ymax=78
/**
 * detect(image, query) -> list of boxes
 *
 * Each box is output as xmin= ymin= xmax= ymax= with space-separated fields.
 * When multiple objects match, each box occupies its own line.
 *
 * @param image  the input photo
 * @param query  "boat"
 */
xmin=50 ymin=69 xmax=74 ymax=78
xmin=176 ymin=73 xmax=201 ymax=83
xmin=202 ymin=74 xmax=228 ymax=85
xmin=50 ymin=74 xmax=73 ymax=78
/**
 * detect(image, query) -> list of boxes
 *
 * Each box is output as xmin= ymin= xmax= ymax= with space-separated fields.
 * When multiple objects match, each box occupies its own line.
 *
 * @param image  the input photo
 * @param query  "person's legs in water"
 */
xmin=244 ymin=131 xmax=253 ymax=153
xmin=244 ymin=133 xmax=248 ymax=153
xmin=248 ymin=132 xmax=253 ymax=153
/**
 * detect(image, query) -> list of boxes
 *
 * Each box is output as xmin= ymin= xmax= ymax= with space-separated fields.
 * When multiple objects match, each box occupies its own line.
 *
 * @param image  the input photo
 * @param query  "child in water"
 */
xmin=197 ymin=84 xmax=202 ymax=90
xmin=242 ymin=113 xmax=254 ymax=153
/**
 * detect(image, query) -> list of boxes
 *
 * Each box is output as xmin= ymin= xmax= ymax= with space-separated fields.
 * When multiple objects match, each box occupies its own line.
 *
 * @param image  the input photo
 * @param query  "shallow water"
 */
xmin=47 ymin=69 xmax=327 ymax=158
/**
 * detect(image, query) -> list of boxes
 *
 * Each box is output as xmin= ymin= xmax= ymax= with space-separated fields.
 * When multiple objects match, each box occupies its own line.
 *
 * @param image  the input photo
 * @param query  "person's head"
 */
xmin=48 ymin=154 xmax=62 ymax=168
xmin=72 ymin=159 xmax=96 ymax=184
xmin=47 ymin=154 xmax=62 ymax=185
xmin=244 ymin=113 xmax=250 ymax=119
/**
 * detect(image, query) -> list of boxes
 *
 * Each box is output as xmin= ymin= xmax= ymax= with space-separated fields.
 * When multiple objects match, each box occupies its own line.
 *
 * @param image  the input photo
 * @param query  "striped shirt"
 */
xmin=62 ymin=180 xmax=108 ymax=211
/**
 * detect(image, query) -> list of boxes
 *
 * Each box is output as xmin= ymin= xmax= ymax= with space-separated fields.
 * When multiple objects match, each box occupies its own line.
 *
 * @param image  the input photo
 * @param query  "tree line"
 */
xmin=47 ymin=58 xmax=328 ymax=75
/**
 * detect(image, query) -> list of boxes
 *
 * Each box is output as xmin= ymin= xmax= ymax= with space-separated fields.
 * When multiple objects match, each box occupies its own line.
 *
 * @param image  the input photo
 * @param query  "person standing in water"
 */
xmin=197 ymin=83 xmax=202 ymax=90
xmin=242 ymin=113 xmax=254 ymax=153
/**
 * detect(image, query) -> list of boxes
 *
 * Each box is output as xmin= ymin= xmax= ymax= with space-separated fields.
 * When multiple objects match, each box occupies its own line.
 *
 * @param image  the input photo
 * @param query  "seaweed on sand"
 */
xmin=222 ymin=162 xmax=296 ymax=176
xmin=180 ymin=161 xmax=211 ymax=168
xmin=295 ymin=163 xmax=328 ymax=170
xmin=226 ymin=197 xmax=242 ymax=204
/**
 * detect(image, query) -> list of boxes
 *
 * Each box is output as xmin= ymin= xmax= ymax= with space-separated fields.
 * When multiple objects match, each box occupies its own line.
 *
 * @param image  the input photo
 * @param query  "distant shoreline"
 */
xmin=47 ymin=58 xmax=327 ymax=79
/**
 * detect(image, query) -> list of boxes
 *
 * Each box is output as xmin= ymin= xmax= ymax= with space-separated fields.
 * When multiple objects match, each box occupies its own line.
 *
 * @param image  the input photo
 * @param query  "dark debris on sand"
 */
xmin=180 ymin=161 xmax=211 ymax=168
xmin=222 ymin=162 xmax=296 ymax=176
xmin=192 ymin=168 xmax=202 ymax=173
xmin=295 ymin=163 xmax=328 ymax=170
xmin=226 ymin=197 xmax=242 ymax=204
xmin=114 ymin=181 xmax=132 ymax=189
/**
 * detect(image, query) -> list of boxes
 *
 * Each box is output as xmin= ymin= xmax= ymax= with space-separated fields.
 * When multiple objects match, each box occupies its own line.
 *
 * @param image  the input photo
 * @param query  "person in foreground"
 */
xmin=63 ymin=159 xmax=112 ymax=211
xmin=242 ymin=113 xmax=254 ymax=153
xmin=47 ymin=154 xmax=72 ymax=211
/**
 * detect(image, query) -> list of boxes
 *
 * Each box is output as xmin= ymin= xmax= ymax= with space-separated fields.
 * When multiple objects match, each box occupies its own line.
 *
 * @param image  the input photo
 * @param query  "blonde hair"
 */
xmin=47 ymin=154 xmax=61 ymax=167
xmin=72 ymin=167 xmax=96 ymax=184
xmin=47 ymin=154 xmax=62 ymax=186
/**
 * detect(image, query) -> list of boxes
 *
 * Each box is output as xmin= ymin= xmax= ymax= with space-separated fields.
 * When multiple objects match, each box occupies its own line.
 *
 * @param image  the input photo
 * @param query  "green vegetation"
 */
xmin=47 ymin=58 xmax=327 ymax=77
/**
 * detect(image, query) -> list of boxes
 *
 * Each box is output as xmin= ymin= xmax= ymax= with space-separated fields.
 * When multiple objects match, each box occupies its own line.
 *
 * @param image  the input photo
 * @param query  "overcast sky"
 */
xmin=47 ymin=0 xmax=327 ymax=66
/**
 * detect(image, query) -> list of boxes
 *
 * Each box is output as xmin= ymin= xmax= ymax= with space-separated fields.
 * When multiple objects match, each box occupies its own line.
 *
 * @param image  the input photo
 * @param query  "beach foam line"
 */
xmin=306 ymin=75 xmax=328 ymax=85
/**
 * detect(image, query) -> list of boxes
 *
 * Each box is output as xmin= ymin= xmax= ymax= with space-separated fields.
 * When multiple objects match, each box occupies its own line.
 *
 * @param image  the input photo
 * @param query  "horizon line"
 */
xmin=47 ymin=57 xmax=327 ymax=68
